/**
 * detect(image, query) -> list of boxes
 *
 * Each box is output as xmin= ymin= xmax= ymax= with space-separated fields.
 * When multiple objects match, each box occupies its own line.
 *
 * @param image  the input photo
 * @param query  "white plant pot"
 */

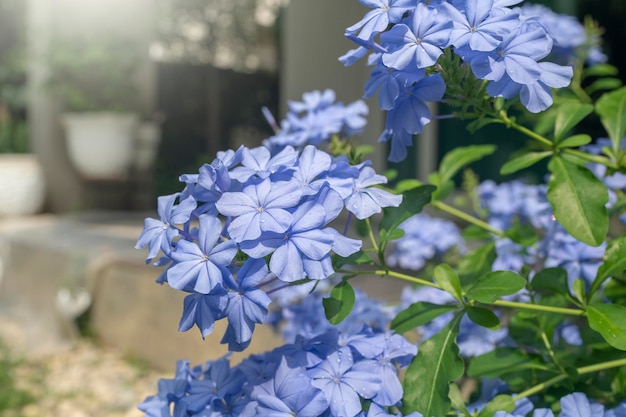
xmin=0 ymin=154 xmax=46 ymax=216
xmin=62 ymin=112 xmax=138 ymax=180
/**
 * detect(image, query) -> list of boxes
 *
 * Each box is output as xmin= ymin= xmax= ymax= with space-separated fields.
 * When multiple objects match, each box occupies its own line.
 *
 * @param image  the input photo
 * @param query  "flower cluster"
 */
xmin=386 ymin=212 xmax=465 ymax=271
xmin=136 ymin=91 xmax=402 ymax=351
xmin=340 ymin=0 xmax=604 ymax=161
xmin=138 ymin=288 xmax=417 ymax=417
xmin=477 ymin=178 xmax=606 ymax=293
xmin=263 ymin=89 xmax=369 ymax=151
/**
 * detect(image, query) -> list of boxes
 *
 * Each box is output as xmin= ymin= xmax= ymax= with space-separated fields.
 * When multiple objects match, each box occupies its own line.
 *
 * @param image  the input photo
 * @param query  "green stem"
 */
xmin=512 ymin=357 xmax=626 ymax=402
xmin=491 ymin=300 xmax=585 ymax=316
xmin=364 ymin=217 xmax=379 ymax=254
xmin=498 ymin=111 xmax=619 ymax=169
xmin=370 ymin=269 xmax=442 ymax=289
xmin=431 ymin=200 xmax=505 ymax=237
xmin=512 ymin=374 xmax=568 ymax=402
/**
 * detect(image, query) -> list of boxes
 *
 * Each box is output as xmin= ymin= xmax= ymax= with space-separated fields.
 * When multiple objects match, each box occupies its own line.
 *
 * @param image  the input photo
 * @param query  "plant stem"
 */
xmin=491 ymin=299 xmax=585 ymax=316
xmin=371 ymin=269 xmax=442 ymax=289
xmin=365 ymin=217 xmax=380 ymax=253
xmin=498 ymin=111 xmax=619 ymax=169
xmin=431 ymin=200 xmax=505 ymax=237
xmin=512 ymin=357 xmax=626 ymax=402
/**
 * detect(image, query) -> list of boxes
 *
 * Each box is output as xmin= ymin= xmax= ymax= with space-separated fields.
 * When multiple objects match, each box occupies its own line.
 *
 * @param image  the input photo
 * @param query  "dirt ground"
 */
xmin=2 ymin=339 xmax=165 ymax=417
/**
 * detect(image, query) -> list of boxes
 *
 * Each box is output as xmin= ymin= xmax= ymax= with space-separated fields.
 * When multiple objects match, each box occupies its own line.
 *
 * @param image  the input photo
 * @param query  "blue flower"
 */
xmin=448 ymin=0 xmax=520 ymax=51
xmin=543 ymin=226 xmax=606 ymax=293
xmin=560 ymin=392 xmax=605 ymax=417
xmin=346 ymin=0 xmax=415 ymax=41
xmin=253 ymin=357 xmax=329 ymax=417
xmin=379 ymin=73 xmax=446 ymax=162
xmin=178 ymin=289 xmax=228 ymax=338
xmin=216 ymin=178 xmax=302 ymax=243
xmin=136 ymin=193 xmax=197 ymax=263
xmin=309 ymin=347 xmax=382 ymax=417
xmin=462 ymin=26 xmax=553 ymax=85
xmin=381 ymin=2 xmax=453 ymax=70
xmin=222 ymin=258 xmax=272 ymax=346
xmin=229 ymin=145 xmax=298 ymax=182
xmin=345 ymin=165 xmax=402 ymax=219
xmin=166 ymin=215 xmax=238 ymax=294
xmin=387 ymin=213 xmax=465 ymax=271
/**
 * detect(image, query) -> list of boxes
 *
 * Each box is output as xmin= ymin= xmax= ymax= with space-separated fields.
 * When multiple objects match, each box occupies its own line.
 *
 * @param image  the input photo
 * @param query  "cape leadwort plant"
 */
xmin=136 ymin=1 xmax=626 ymax=416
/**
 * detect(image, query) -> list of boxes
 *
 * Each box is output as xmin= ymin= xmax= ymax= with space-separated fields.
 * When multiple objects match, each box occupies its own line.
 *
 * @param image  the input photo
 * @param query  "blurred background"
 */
xmin=0 ymin=0 xmax=624 ymax=214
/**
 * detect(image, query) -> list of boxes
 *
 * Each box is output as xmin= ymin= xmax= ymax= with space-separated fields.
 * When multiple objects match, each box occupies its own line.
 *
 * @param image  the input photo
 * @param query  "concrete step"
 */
xmin=0 ymin=211 xmax=407 ymax=370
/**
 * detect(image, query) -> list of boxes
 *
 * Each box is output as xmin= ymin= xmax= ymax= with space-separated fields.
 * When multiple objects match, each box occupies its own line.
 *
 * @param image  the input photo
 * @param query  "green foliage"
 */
xmin=0 ymin=342 xmax=34 ymax=413
xmin=587 ymin=303 xmax=626 ymax=350
xmin=322 ymin=281 xmax=356 ymax=325
xmin=465 ymin=271 xmax=526 ymax=304
xmin=595 ymin=87 xmax=626 ymax=154
xmin=547 ymin=155 xmax=609 ymax=246
xmin=434 ymin=264 xmax=463 ymax=303
xmin=402 ymin=313 xmax=464 ymax=417
xmin=391 ymin=302 xmax=459 ymax=334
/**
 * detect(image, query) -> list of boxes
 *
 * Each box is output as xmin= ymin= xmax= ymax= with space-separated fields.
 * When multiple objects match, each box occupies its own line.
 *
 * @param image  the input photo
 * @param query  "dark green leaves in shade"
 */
xmin=547 ymin=156 xmax=608 ymax=247
xmin=465 ymin=271 xmax=526 ymax=304
xmin=587 ymin=303 xmax=626 ymax=351
xmin=590 ymin=234 xmax=626 ymax=297
xmin=531 ymin=267 xmax=569 ymax=295
xmin=466 ymin=306 xmax=501 ymax=330
xmin=596 ymin=86 xmax=626 ymax=153
xmin=379 ymin=185 xmax=435 ymax=245
xmin=402 ymin=313 xmax=464 ymax=417
xmin=434 ymin=264 xmax=463 ymax=303
xmin=391 ymin=302 xmax=459 ymax=334
xmin=322 ymin=281 xmax=355 ymax=325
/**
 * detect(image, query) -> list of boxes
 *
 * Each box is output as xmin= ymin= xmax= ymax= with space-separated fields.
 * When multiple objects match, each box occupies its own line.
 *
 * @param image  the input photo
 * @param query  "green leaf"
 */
xmin=438 ymin=145 xmax=497 ymax=185
xmin=572 ymin=278 xmax=587 ymax=305
xmin=391 ymin=302 xmax=459 ymax=334
xmin=322 ymin=281 xmax=355 ymax=325
xmin=547 ymin=156 xmax=609 ymax=247
xmin=379 ymin=185 xmax=435 ymax=244
xmin=583 ymin=63 xmax=619 ymax=78
xmin=554 ymin=102 xmax=594 ymax=142
xmin=466 ymin=307 xmax=501 ymax=330
xmin=467 ymin=348 xmax=545 ymax=378
xmin=590 ymin=234 xmax=626 ymax=297
xmin=434 ymin=264 xmax=464 ymax=303
xmin=332 ymin=250 xmax=374 ymax=269
xmin=448 ymin=383 xmax=469 ymax=416
xmin=596 ymin=86 xmax=626 ymax=152
xmin=500 ymin=151 xmax=552 ymax=175
xmin=531 ymin=267 xmax=569 ymax=295
xmin=465 ymin=271 xmax=526 ymax=304
xmin=587 ymin=303 xmax=626 ymax=350
xmin=477 ymin=395 xmax=516 ymax=417
xmin=557 ymin=134 xmax=592 ymax=149
xmin=585 ymin=77 xmax=623 ymax=95
xmin=458 ymin=241 xmax=496 ymax=286
xmin=402 ymin=313 xmax=464 ymax=417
